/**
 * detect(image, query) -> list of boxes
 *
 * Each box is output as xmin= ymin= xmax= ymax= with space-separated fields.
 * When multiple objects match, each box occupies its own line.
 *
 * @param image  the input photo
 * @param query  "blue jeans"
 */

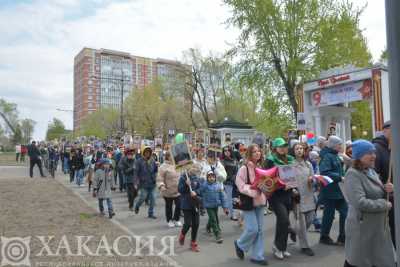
xmin=75 ymin=169 xmax=84 ymax=186
xmin=135 ymin=187 xmax=156 ymax=216
xmin=224 ymin=184 xmax=234 ymax=216
xmin=237 ymin=206 xmax=266 ymax=261
xmin=321 ymin=198 xmax=348 ymax=238
xmin=63 ymin=157 xmax=69 ymax=173
xmin=118 ymin=170 xmax=126 ymax=191
xmin=98 ymin=198 xmax=113 ymax=214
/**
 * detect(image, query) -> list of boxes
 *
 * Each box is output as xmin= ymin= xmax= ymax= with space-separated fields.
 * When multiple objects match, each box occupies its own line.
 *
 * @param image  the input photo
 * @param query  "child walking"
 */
xmin=93 ymin=158 xmax=116 ymax=219
xmin=178 ymin=166 xmax=203 ymax=252
xmin=201 ymin=171 xmax=229 ymax=244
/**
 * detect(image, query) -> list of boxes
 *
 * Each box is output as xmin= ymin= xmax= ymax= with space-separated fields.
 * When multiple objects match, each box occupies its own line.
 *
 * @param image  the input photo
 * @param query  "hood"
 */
xmin=319 ymin=147 xmax=338 ymax=157
xmin=142 ymin=146 xmax=153 ymax=156
xmin=372 ymin=135 xmax=389 ymax=149
xmin=267 ymin=153 xmax=294 ymax=166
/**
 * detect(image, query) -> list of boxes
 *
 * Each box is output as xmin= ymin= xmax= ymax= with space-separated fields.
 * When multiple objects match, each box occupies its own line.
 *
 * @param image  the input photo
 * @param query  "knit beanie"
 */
xmin=289 ymin=139 xmax=300 ymax=149
xmin=352 ymin=140 xmax=376 ymax=160
xmin=309 ymin=151 xmax=320 ymax=161
xmin=327 ymin=135 xmax=343 ymax=149
xmin=252 ymin=133 xmax=266 ymax=148
xmin=317 ymin=136 xmax=327 ymax=146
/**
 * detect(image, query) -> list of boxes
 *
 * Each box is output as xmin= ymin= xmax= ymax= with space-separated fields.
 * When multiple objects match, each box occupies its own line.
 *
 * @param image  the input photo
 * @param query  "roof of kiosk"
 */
xmin=303 ymin=64 xmax=387 ymax=92
xmin=209 ymin=118 xmax=253 ymax=129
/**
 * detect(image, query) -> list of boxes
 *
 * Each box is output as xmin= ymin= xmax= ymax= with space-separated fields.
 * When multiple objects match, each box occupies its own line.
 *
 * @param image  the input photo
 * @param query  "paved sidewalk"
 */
xmin=0 ymin=166 xmax=171 ymax=267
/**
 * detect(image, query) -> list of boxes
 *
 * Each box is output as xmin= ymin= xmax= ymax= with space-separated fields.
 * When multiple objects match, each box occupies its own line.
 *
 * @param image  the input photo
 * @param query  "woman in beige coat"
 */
xmin=344 ymin=140 xmax=395 ymax=267
xmin=292 ymin=143 xmax=316 ymax=256
xmin=157 ymin=151 xmax=182 ymax=228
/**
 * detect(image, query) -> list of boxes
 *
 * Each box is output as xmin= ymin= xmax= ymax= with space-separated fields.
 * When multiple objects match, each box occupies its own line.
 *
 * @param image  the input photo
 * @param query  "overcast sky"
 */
xmin=0 ymin=0 xmax=386 ymax=140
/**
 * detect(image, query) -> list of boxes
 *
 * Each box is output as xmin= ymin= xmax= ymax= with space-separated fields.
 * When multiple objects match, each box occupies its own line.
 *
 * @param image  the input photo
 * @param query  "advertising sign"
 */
xmin=312 ymin=79 xmax=372 ymax=107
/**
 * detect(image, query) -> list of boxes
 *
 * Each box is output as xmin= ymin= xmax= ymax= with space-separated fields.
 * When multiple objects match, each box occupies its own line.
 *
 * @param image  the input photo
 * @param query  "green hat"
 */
xmin=272 ymin=137 xmax=288 ymax=148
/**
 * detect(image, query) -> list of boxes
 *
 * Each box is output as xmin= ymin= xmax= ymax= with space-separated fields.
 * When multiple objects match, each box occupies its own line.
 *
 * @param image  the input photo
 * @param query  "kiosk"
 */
xmin=299 ymin=64 xmax=390 ymax=141
xmin=209 ymin=118 xmax=256 ymax=147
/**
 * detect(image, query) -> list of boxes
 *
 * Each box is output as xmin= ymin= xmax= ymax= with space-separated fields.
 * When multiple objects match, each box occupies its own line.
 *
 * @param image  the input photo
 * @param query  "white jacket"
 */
xmin=202 ymin=161 xmax=227 ymax=183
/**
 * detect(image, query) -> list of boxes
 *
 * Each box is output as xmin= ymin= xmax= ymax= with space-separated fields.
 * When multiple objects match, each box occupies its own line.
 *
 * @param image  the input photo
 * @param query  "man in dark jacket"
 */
xmin=134 ymin=146 xmax=158 ymax=219
xmin=28 ymin=141 xmax=45 ymax=178
xmin=319 ymin=136 xmax=348 ymax=246
xmin=113 ymin=147 xmax=124 ymax=192
xmin=119 ymin=149 xmax=137 ymax=211
xmin=372 ymin=120 xmax=395 ymax=247
xmin=72 ymin=149 xmax=85 ymax=186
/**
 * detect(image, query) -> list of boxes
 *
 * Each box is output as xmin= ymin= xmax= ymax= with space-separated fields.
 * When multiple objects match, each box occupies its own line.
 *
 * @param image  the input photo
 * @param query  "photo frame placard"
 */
xmin=195 ymin=129 xmax=208 ymax=146
xmin=155 ymin=137 xmax=163 ymax=148
xmin=184 ymin=132 xmax=193 ymax=145
xmin=171 ymin=141 xmax=193 ymax=170
xmin=278 ymin=165 xmax=298 ymax=189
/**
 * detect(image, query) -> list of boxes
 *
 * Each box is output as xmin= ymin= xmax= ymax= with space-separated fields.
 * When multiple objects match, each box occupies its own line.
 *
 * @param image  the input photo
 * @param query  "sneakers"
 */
xmin=190 ymin=241 xmax=200 ymax=252
xmin=250 ymin=259 xmax=269 ymax=266
xmin=283 ymin=251 xmax=291 ymax=257
xmin=129 ymin=207 xmax=134 ymax=212
xmin=178 ymin=233 xmax=185 ymax=246
xmin=313 ymin=224 xmax=321 ymax=232
xmin=174 ymin=221 xmax=182 ymax=227
xmin=109 ymin=212 xmax=116 ymax=219
xmin=168 ymin=221 xmax=175 ymax=228
xmin=272 ymin=245 xmax=284 ymax=260
xmin=134 ymin=207 xmax=139 ymax=214
xmin=234 ymin=240 xmax=244 ymax=260
xmin=336 ymin=236 xmax=345 ymax=246
xmin=216 ymin=236 xmax=223 ymax=244
xmin=289 ymin=231 xmax=297 ymax=243
xmin=320 ymin=235 xmax=336 ymax=245
xmin=230 ymin=217 xmax=238 ymax=221
xmin=301 ymin=248 xmax=315 ymax=256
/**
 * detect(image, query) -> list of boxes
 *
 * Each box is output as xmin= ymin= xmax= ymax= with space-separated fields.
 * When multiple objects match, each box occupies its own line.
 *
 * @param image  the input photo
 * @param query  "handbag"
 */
xmin=233 ymin=165 xmax=254 ymax=211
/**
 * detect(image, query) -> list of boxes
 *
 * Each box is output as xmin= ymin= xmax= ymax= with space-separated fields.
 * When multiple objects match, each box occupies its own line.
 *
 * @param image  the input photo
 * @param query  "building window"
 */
xmin=88 ymin=95 xmax=93 ymax=100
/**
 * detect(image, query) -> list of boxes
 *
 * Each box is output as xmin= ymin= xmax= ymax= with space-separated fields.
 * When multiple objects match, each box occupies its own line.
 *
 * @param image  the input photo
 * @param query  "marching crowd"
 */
xmin=26 ymin=120 xmax=396 ymax=266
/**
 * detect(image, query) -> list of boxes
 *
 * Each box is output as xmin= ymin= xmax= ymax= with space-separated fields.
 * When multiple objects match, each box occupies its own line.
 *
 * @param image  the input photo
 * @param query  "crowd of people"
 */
xmin=25 ymin=121 xmax=396 ymax=266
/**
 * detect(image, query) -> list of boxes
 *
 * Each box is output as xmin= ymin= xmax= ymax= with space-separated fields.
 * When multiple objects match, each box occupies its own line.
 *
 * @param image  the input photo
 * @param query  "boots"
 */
xmin=179 ymin=233 xmax=185 ymax=246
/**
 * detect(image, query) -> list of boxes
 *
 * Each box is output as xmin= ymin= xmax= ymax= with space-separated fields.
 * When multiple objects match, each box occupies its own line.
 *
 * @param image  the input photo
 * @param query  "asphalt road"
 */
xmin=2 ymin=165 xmax=346 ymax=267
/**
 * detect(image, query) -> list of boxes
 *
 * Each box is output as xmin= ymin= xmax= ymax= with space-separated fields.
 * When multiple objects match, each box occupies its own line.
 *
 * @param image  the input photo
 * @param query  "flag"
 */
xmin=313 ymin=175 xmax=333 ymax=186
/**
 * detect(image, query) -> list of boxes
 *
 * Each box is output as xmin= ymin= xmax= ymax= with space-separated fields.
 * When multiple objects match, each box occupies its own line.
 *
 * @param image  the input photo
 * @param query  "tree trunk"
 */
xmin=0 ymin=112 xmax=16 ymax=134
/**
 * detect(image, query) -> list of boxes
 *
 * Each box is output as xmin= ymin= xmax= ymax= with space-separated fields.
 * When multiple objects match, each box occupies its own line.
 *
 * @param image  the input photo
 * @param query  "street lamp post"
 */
xmin=385 ymin=0 xmax=400 ymax=259
xmin=119 ymin=72 xmax=125 ymax=134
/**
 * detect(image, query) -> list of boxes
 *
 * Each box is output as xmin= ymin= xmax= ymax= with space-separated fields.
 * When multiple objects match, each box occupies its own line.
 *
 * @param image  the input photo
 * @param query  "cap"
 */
xmin=383 ymin=120 xmax=391 ymax=129
xmin=272 ymin=138 xmax=288 ymax=148
xmin=327 ymin=136 xmax=343 ymax=149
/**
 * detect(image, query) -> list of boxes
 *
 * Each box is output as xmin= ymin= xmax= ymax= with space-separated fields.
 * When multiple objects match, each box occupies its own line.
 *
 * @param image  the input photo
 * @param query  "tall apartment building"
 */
xmin=73 ymin=48 xmax=190 ymax=132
